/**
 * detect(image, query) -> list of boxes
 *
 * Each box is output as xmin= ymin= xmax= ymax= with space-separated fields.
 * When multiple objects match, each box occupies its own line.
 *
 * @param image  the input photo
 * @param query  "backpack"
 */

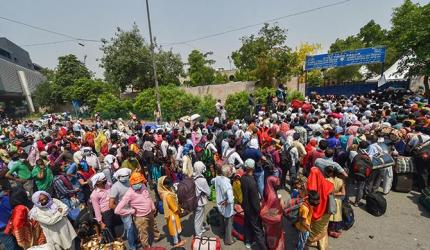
xmin=177 ymin=177 xmax=198 ymax=214
xmin=419 ymin=187 xmax=430 ymax=212
xmin=341 ymin=200 xmax=355 ymax=230
xmin=216 ymin=149 xmax=236 ymax=168
xmin=283 ymin=197 xmax=306 ymax=224
xmin=365 ymin=192 xmax=386 ymax=217
xmin=280 ymin=144 xmax=294 ymax=171
xmin=215 ymin=132 xmax=228 ymax=153
xmin=352 ymin=153 xmax=372 ymax=179
xmin=194 ymin=142 xmax=205 ymax=160
xmin=201 ymin=143 xmax=215 ymax=165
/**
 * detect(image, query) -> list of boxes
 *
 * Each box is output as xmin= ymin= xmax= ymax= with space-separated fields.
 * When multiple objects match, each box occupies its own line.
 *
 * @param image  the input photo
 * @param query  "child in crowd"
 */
xmin=295 ymin=190 xmax=320 ymax=250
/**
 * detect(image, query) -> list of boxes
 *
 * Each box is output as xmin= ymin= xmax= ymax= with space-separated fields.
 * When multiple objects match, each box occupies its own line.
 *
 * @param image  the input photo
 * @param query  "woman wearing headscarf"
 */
xmin=29 ymin=191 xmax=76 ymax=250
xmin=193 ymin=161 xmax=210 ymax=237
xmin=260 ymin=175 xmax=285 ymax=250
xmin=157 ymin=176 xmax=186 ymax=247
xmin=5 ymin=187 xmax=46 ymax=249
xmin=306 ymin=167 xmax=334 ymax=250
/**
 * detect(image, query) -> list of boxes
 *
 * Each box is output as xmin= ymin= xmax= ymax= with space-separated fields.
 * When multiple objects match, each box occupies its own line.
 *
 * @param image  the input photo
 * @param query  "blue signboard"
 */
xmin=305 ymin=47 xmax=385 ymax=71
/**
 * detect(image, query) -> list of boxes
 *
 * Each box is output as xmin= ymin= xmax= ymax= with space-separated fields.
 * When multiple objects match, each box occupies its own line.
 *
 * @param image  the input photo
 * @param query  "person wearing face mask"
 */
xmin=115 ymin=172 xmax=163 ymax=248
xmin=90 ymin=173 xmax=120 ymax=241
xmin=122 ymin=151 xmax=141 ymax=172
xmin=109 ymin=168 xmax=138 ymax=250
xmin=29 ymin=191 xmax=77 ymax=249
xmin=77 ymin=160 xmax=95 ymax=203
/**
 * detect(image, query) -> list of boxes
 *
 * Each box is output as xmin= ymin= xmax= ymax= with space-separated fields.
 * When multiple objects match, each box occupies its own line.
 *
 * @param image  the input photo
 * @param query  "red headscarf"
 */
xmin=260 ymin=176 xmax=282 ymax=225
xmin=307 ymin=167 xmax=334 ymax=221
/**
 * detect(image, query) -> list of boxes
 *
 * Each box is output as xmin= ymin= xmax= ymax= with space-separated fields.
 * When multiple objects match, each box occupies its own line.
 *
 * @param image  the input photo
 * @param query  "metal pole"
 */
xmin=145 ymin=0 xmax=162 ymax=122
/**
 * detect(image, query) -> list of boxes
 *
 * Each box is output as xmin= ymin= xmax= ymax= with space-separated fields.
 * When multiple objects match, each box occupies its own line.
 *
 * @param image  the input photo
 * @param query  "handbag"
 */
xmin=394 ymin=156 xmax=415 ymax=173
xmin=82 ymin=229 xmax=125 ymax=250
xmin=371 ymin=153 xmax=395 ymax=170
xmin=327 ymin=192 xmax=337 ymax=215
xmin=191 ymin=236 xmax=221 ymax=250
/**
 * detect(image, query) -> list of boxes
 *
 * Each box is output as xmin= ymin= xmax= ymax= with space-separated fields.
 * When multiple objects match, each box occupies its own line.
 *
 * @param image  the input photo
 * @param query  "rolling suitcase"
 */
xmin=393 ymin=173 xmax=413 ymax=193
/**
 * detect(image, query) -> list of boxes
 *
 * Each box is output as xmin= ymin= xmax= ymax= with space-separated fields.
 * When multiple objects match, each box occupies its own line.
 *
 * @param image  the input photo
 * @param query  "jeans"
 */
xmin=254 ymin=170 xmax=265 ymax=198
xmin=0 ymin=231 xmax=21 ymax=250
xmin=121 ymin=215 xmax=136 ymax=250
xmin=355 ymin=178 xmax=366 ymax=204
xmin=297 ymin=231 xmax=309 ymax=250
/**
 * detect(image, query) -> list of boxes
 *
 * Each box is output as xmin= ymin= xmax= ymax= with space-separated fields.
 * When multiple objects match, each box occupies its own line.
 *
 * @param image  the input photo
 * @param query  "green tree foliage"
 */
xmin=134 ymin=85 xmax=201 ymax=121
xmin=64 ymin=78 xmax=117 ymax=109
xmin=34 ymin=55 xmax=93 ymax=109
xmin=100 ymin=24 xmax=183 ymax=91
xmin=187 ymin=50 xmax=216 ymax=86
xmin=196 ymin=95 xmax=217 ymax=119
xmin=213 ymin=72 xmax=229 ymax=84
xmin=94 ymin=93 xmax=133 ymax=119
xmin=225 ymin=91 xmax=249 ymax=119
xmin=55 ymin=54 xmax=92 ymax=87
xmin=231 ymin=23 xmax=298 ymax=86
xmin=391 ymin=0 xmax=430 ymax=98
xmin=254 ymin=87 xmax=275 ymax=104
xmin=325 ymin=36 xmax=364 ymax=82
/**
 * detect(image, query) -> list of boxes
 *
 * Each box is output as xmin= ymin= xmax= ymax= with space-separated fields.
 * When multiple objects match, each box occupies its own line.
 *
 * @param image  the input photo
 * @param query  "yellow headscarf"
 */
xmin=157 ymin=176 xmax=177 ymax=219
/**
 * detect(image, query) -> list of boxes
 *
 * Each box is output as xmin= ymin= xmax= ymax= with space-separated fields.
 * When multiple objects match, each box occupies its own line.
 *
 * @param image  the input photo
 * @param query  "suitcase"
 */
xmin=365 ymin=192 xmax=386 ymax=217
xmin=191 ymin=236 xmax=221 ymax=250
xmin=232 ymin=204 xmax=244 ymax=241
xmin=392 ymin=173 xmax=413 ymax=193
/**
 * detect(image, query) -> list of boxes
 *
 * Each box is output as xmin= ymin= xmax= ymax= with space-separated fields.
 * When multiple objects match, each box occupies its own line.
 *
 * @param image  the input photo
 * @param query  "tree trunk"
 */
xmin=424 ymin=75 xmax=430 ymax=103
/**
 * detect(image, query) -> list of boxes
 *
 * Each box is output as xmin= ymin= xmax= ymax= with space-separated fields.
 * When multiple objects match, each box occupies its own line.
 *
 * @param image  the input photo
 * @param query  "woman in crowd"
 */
xmin=307 ymin=166 xmax=334 ymax=250
xmin=157 ymin=176 xmax=186 ymax=248
xmin=260 ymin=175 xmax=285 ymax=250
xmin=5 ymin=187 xmax=46 ymax=249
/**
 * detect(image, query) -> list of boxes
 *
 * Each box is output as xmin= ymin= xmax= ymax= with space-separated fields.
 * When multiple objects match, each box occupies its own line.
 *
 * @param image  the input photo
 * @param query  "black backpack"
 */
xmin=280 ymin=144 xmax=294 ymax=170
xmin=365 ymin=192 xmax=386 ymax=217
xmin=177 ymin=177 xmax=198 ymax=214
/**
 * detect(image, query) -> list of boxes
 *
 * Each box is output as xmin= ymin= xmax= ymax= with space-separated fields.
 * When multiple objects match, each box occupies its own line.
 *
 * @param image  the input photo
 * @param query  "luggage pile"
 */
xmin=393 ymin=156 xmax=415 ymax=193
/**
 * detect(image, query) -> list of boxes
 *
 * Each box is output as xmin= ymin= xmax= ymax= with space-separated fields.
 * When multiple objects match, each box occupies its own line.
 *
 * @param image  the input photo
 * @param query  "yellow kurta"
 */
xmin=164 ymin=194 xmax=182 ymax=237
xmin=327 ymin=177 xmax=344 ymax=222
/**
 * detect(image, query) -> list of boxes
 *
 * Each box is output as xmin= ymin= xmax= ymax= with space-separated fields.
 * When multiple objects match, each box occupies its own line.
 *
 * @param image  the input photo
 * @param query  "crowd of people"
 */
xmin=0 ymin=87 xmax=429 ymax=250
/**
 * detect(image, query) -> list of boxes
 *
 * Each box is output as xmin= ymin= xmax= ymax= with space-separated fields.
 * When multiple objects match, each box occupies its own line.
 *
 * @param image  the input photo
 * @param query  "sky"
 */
xmin=1 ymin=0 xmax=427 ymax=78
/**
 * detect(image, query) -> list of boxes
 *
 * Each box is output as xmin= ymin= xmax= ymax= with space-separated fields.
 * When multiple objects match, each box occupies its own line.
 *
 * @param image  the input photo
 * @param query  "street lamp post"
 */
xmin=145 ymin=0 xmax=162 ymax=122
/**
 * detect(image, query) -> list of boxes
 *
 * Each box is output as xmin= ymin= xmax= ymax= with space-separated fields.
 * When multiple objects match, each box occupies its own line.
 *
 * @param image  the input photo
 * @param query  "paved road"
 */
xmin=151 ymin=189 xmax=430 ymax=250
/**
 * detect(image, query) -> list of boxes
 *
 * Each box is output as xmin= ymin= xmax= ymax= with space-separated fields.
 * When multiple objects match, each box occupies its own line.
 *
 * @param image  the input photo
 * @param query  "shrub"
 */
xmin=225 ymin=91 xmax=249 ymax=120
xmin=196 ymin=95 xmax=217 ymax=119
xmin=94 ymin=93 xmax=133 ymax=119
xmin=254 ymin=87 xmax=276 ymax=103
xmin=134 ymin=85 xmax=201 ymax=121
xmin=287 ymin=90 xmax=305 ymax=102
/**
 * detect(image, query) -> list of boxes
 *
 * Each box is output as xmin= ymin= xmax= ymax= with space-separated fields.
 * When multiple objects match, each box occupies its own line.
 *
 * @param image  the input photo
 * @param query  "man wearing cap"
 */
xmin=241 ymin=159 xmax=267 ymax=250
xmin=115 ymin=172 xmax=162 ymax=248
xmin=109 ymin=168 xmax=137 ymax=250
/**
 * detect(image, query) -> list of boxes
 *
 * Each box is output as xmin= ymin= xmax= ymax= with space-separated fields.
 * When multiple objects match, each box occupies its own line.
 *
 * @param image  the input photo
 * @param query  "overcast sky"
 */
xmin=1 ymin=0 xmax=427 ymax=78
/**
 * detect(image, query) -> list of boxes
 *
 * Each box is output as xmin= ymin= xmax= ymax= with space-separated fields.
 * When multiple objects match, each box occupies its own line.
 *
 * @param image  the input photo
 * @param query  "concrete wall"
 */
xmin=181 ymin=81 xmax=256 ymax=103
xmin=181 ymin=77 xmax=303 ymax=103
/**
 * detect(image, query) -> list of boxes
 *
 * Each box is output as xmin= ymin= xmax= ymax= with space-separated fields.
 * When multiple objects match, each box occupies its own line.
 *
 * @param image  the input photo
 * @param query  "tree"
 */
xmin=294 ymin=43 xmax=323 ymax=86
xmin=231 ymin=23 xmax=298 ymax=86
xmin=225 ymin=91 xmax=249 ymax=119
xmin=64 ymin=78 xmax=118 ymax=109
xmin=100 ymin=25 xmax=184 ymax=91
xmin=325 ymin=36 xmax=364 ymax=82
xmin=94 ymin=93 xmax=133 ymax=119
xmin=391 ymin=0 xmax=430 ymax=99
xmin=187 ymin=50 xmax=216 ymax=86
xmin=155 ymin=49 xmax=184 ymax=86
xmin=55 ymin=54 xmax=91 ymax=87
